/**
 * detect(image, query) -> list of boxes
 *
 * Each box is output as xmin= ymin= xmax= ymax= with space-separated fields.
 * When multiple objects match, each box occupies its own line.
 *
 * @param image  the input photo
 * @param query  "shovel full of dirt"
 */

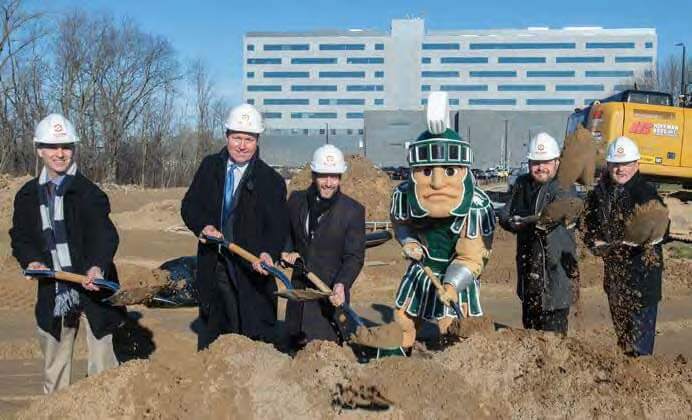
xmin=23 ymin=269 xmax=167 ymax=306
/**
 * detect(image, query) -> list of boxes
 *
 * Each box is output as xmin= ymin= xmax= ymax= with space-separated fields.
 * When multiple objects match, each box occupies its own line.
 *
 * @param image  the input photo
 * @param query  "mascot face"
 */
xmin=412 ymin=166 xmax=468 ymax=218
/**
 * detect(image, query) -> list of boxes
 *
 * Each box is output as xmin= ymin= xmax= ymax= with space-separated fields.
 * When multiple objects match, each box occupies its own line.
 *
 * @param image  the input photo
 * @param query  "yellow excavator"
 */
xmin=566 ymin=86 xmax=692 ymax=242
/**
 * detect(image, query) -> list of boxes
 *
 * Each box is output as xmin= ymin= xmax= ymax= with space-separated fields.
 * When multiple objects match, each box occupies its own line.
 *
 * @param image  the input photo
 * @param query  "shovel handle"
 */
xmin=51 ymin=271 xmax=88 ymax=285
xmin=422 ymin=265 xmax=464 ymax=319
xmin=227 ymin=243 xmax=261 ymax=264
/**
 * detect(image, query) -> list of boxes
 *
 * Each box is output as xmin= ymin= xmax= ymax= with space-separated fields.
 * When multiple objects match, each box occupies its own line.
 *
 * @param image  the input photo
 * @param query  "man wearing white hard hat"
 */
xmin=10 ymin=113 xmax=124 ymax=393
xmin=499 ymin=132 xmax=581 ymax=335
xmin=584 ymin=136 xmax=669 ymax=356
xmin=182 ymin=103 xmax=289 ymax=348
xmin=281 ymin=145 xmax=365 ymax=349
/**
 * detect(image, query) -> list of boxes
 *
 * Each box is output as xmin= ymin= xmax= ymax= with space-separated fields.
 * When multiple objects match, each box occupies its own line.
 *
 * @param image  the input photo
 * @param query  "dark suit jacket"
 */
xmin=181 ymin=147 xmax=288 ymax=342
xmin=10 ymin=173 xmax=125 ymax=340
xmin=284 ymin=189 xmax=365 ymax=342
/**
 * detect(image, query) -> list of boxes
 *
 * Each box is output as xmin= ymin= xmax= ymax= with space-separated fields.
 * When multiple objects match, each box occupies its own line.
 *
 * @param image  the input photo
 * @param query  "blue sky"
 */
xmin=38 ymin=0 xmax=691 ymax=102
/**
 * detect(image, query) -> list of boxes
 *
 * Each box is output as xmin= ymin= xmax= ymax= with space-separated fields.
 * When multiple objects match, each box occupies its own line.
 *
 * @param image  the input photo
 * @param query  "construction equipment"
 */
xmin=567 ymin=89 xmax=692 ymax=241
xmin=23 ymin=269 xmax=156 ymax=306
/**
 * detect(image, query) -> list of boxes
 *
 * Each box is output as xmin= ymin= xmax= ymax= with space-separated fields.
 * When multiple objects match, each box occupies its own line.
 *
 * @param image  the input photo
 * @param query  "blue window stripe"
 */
xmin=346 ymin=84 xmax=383 ymax=91
xmin=346 ymin=57 xmax=384 ymax=64
xmin=470 ymin=43 xmax=575 ymax=50
xmin=375 ymin=71 xmax=384 ymax=78
xmin=263 ymin=99 xmax=309 ymax=105
xmin=247 ymin=99 xmax=255 ymax=104
xmin=440 ymin=57 xmax=488 ymax=64
xmin=526 ymin=98 xmax=575 ymax=105
xmin=248 ymin=85 xmax=281 ymax=92
xmin=320 ymin=44 xmax=365 ymax=51
xmin=645 ymin=42 xmax=653 ymax=49
xmin=421 ymin=85 xmax=431 ymax=92
xmin=246 ymin=72 xmax=254 ymax=78
xmin=246 ymin=45 xmax=254 ymax=51
xmin=264 ymin=71 xmax=309 ymax=78
xmin=374 ymin=98 xmax=384 ymax=105
xmin=527 ymin=71 xmax=575 ymax=77
xmin=422 ymin=71 xmax=459 ymax=77
xmin=422 ymin=43 xmax=460 ymax=50
xmin=469 ymin=98 xmax=517 ymax=105
xmin=264 ymin=44 xmax=309 ymax=51
xmin=262 ymin=112 xmax=281 ymax=119
xmin=247 ymin=58 xmax=281 ymax=65
xmin=421 ymin=99 xmax=428 ymax=105
xmin=318 ymin=99 xmax=365 ymax=105
xmin=449 ymin=99 xmax=460 ymax=105
xmin=498 ymin=57 xmax=546 ymax=63
xmin=614 ymin=56 xmax=653 ymax=63
xmin=375 ymin=43 xmax=384 ymax=50
xmin=470 ymin=71 xmax=516 ymax=77
xmin=556 ymin=84 xmax=604 ymax=91
xmin=556 ymin=56 xmax=604 ymax=63
xmin=586 ymin=42 xmax=635 ymax=49
xmin=440 ymin=84 xmax=488 ymax=92
xmin=291 ymin=85 xmax=337 ymax=92
xmin=584 ymin=98 xmax=597 ymax=105
xmin=346 ymin=112 xmax=364 ymax=119
xmin=291 ymin=57 xmax=337 ymax=64
xmin=498 ymin=84 xmax=545 ymax=91
xmin=421 ymin=57 xmax=431 ymax=64
xmin=291 ymin=112 xmax=337 ymax=119
xmin=585 ymin=70 xmax=634 ymax=77
xmin=614 ymin=84 xmax=635 ymax=91
xmin=319 ymin=71 xmax=365 ymax=78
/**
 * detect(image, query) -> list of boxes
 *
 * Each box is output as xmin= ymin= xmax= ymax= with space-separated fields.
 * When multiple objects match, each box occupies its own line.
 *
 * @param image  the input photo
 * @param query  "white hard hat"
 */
xmin=33 ymin=113 xmax=79 ymax=144
xmin=310 ymin=144 xmax=347 ymax=174
xmin=527 ymin=132 xmax=560 ymax=161
xmin=606 ymin=136 xmax=640 ymax=163
xmin=224 ymin=103 xmax=264 ymax=134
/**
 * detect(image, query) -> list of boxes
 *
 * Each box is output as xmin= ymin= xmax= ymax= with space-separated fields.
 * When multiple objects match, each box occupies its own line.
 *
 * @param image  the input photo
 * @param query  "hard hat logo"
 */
xmin=537 ymin=144 xmax=545 ymax=151
xmin=53 ymin=124 xmax=63 ymax=133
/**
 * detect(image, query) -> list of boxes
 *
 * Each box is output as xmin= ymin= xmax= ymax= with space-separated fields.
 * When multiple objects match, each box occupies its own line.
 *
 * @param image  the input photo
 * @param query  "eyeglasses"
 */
xmin=36 ymin=143 xmax=75 ymax=151
xmin=228 ymin=136 xmax=257 ymax=146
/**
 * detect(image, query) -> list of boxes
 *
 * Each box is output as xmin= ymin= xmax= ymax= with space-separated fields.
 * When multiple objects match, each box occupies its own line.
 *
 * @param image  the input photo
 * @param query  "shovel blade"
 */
xmin=103 ymin=286 xmax=165 ymax=306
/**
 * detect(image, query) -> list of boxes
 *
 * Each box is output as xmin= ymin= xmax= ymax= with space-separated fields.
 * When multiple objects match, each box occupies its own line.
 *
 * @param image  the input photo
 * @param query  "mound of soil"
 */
xmin=18 ymin=328 xmax=691 ymax=419
xmin=0 ymin=174 xmax=32 ymax=230
xmin=289 ymin=155 xmax=393 ymax=221
xmin=110 ymin=200 xmax=183 ymax=231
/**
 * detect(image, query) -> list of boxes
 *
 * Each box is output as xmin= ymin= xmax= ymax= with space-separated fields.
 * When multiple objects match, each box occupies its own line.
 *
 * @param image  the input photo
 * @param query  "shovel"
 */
xmin=420 ymin=265 xmax=465 ymax=319
xmin=23 ymin=269 xmax=150 ymax=306
xmin=202 ymin=235 xmax=297 ymax=294
xmin=281 ymin=258 xmax=405 ymax=350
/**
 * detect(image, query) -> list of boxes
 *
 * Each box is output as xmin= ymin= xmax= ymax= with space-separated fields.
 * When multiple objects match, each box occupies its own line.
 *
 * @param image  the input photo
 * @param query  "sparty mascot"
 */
xmin=391 ymin=92 xmax=495 ymax=350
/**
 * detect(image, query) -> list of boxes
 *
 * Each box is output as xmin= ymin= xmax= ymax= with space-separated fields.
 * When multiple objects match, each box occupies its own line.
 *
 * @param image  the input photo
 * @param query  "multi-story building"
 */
xmin=243 ymin=18 xmax=656 ymax=133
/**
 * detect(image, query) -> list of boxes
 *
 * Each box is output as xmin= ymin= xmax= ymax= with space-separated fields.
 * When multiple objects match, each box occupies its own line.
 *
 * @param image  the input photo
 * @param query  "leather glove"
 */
xmin=556 ymin=125 xmax=598 ymax=189
xmin=402 ymin=241 xmax=424 ymax=261
xmin=623 ymin=200 xmax=669 ymax=245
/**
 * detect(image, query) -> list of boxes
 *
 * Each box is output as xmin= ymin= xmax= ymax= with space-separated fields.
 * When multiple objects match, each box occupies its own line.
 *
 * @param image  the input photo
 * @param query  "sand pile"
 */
xmin=0 ymin=255 xmax=36 ymax=310
xmin=0 ymin=174 xmax=32 ymax=230
xmin=110 ymin=200 xmax=183 ymax=231
xmin=289 ymin=155 xmax=393 ymax=221
xmin=18 ymin=328 xmax=692 ymax=419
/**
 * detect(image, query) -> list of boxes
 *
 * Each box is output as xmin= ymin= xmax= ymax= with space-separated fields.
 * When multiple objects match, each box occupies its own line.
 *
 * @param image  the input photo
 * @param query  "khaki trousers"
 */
xmin=37 ymin=314 xmax=118 ymax=394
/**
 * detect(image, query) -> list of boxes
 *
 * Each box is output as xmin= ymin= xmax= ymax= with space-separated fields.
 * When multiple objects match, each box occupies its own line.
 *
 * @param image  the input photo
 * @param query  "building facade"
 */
xmin=243 ymin=19 xmax=656 ymax=132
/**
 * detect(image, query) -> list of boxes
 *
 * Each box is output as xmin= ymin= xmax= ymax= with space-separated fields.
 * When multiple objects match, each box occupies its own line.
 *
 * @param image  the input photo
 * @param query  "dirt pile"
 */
xmin=110 ymin=200 xmax=183 ymax=231
xmin=289 ymin=155 xmax=393 ymax=221
xmin=0 ymin=255 xmax=36 ymax=310
xmin=18 ymin=328 xmax=692 ymax=419
xmin=0 ymin=174 xmax=32 ymax=230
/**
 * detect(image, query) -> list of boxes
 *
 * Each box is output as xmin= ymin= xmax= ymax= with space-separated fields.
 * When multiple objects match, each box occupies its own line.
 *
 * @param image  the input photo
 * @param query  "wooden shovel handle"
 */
xmin=227 ymin=242 xmax=261 ymax=264
xmin=52 ymin=271 xmax=89 ymax=285
xmin=304 ymin=271 xmax=333 ymax=294
xmin=422 ymin=266 xmax=444 ymax=292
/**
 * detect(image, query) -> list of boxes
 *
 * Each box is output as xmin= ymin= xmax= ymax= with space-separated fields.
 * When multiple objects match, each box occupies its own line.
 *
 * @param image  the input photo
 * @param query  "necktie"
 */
xmin=222 ymin=164 xmax=235 ymax=225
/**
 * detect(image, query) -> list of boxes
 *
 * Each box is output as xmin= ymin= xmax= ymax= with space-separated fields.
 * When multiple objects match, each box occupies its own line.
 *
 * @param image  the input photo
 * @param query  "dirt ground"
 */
xmin=0 ymin=175 xmax=690 ymax=418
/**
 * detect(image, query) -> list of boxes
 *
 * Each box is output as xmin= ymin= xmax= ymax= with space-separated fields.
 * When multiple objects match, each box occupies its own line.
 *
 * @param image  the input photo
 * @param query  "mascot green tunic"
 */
xmin=391 ymin=92 xmax=495 ymax=348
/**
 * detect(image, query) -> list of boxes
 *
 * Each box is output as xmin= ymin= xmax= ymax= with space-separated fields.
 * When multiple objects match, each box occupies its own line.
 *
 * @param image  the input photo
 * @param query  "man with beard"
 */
xmin=499 ymin=132 xmax=581 ymax=335
xmin=583 ymin=137 xmax=668 ymax=356
xmin=281 ymin=145 xmax=365 ymax=349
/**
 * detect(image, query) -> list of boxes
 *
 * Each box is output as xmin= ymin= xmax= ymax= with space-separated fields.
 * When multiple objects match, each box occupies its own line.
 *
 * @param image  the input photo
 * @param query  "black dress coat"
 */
xmin=284 ymin=189 xmax=365 ymax=342
xmin=10 ymin=173 xmax=125 ymax=340
xmin=583 ymin=172 xmax=664 ymax=307
xmin=499 ymin=174 xmax=579 ymax=311
xmin=181 ymin=147 xmax=288 ymax=342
